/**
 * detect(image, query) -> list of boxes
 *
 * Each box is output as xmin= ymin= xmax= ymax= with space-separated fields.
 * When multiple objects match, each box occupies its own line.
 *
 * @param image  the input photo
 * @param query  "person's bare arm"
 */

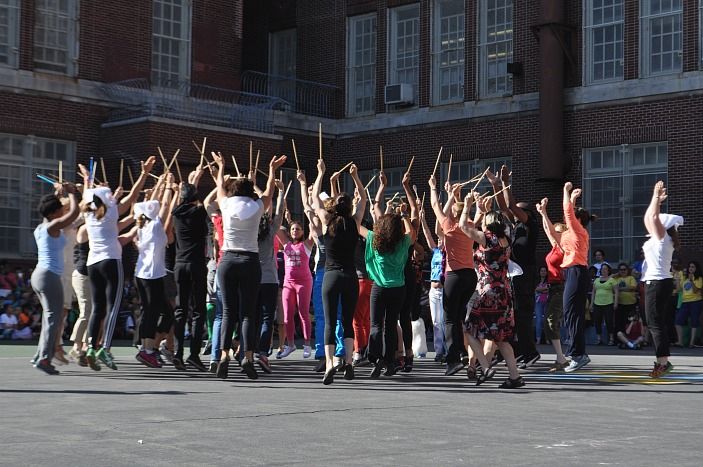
xmin=350 ymin=164 xmax=367 ymax=224
xmin=164 ymin=184 xmax=180 ymax=235
xmin=271 ymin=180 xmax=285 ymax=233
xmin=119 ymin=156 xmax=156 ymax=216
xmin=644 ymin=181 xmax=667 ymax=241
xmin=536 ymin=197 xmax=561 ymax=249
xmin=459 ymin=192 xmax=485 ymax=246
xmin=46 ymin=184 xmax=80 ymax=236
xmin=485 ymin=168 xmax=512 ymax=221
xmin=419 ymin=209 xmax=437 ymax=250
xmin=373 ymin=171 xmax=386 ymax=220
xmin=119 ymin=225 xmax=139 ymax=246
xmin=261 ymin=155 xmax=287 ymax=212
xmin=428 ymin=175 xmax=448 ymax=226
xmin=402 ymin=171 xmax=418 ymax=232
xmin=311 ymin=158 xmax=331 ymax=225
xmin=118 ymin=214 xmax=135 ymax=232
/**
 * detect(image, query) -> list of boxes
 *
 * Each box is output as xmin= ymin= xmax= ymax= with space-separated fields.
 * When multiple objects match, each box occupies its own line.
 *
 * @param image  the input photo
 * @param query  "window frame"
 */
xmin=33 ymin=0 xmax=79 ymax=76
xmin=583 ymin=0 xmax=625 ymax=85
xmin=440 ymin=156 xmax=512 ymax=201
xmin=0 ymin=0 xmax=20 ymax=68
xmin=346 ymin=13 xmax=377 ymax=117
xmin=639 ymin=0 xmax=683 ymax=78
xmin=432 ymin=0 xmax=466 ymax=106
xmin=387 ymin=3 xmax=421 ymax=101
xmin=477 ymin=0 xmax=514 ymax=98
xmin=151 ymin=0 xmax=192 ymax=89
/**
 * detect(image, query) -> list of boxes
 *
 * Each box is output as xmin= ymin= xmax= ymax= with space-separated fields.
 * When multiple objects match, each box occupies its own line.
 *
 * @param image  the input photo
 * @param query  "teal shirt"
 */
xmin=365 ymin=231 xmax=412 ymax=288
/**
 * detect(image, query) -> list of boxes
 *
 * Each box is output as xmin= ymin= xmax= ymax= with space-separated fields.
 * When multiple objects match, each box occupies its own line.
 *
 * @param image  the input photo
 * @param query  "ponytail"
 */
xmin=667 ymin=227 xmax=680 ymax=251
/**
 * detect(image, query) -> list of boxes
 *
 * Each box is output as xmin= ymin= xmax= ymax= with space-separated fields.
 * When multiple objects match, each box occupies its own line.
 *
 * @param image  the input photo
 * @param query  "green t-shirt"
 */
xmin=593 ymin=277 xmax=617 ymax=306
xmin=615 ymin=275 xmax=637 ymax=305
xmin=365 ymin=231 xmax=412 ymax=288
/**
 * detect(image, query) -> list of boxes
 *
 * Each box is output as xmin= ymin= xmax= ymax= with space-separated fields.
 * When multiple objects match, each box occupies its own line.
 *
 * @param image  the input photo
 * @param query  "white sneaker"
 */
xmin=302 ymin=345 xmax=312 ymax=358
xmin=159 ymin=341 xmax=174 ymax=364
xmin=279 ymin=345 xmax=297 ymax=358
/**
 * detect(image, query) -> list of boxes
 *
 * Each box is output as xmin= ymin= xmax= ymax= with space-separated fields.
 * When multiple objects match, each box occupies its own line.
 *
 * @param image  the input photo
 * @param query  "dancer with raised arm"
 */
xmin=419 ymin=203 xmax=446 ymax=362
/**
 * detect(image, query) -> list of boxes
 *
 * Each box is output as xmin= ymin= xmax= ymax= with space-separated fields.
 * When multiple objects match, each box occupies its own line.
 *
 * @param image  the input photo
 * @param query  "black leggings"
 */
xmin=645 ymin=278 xmax=673 ymax=358
xmin=174 ymin=261 xmax=207 ymax=359
xmin=257 ymin=282 xmax=279 ymax=354
xmin=322 ymin=268 xmax=358 ymax=345
xmin=563 ymin=265 xmax=590 ymax=358
xmin=218 ymin=251 xmax=261 ymax=355
xmin=398 ymin=264 xmax=415 ymax=351
xmin=87 ymin=259 xmax=123 ymax=350
xmin=592 ymin=303 xmax=614 ymax=339
xmin=443 ymin=268 xmax=477 ymax=364
xmin=512 ymin=270 xmax=537 ymax=357
xmin=136 ymin=277 xmax=166 ymax=342
xmin=369 ymin=283 xmax=405 ymax=365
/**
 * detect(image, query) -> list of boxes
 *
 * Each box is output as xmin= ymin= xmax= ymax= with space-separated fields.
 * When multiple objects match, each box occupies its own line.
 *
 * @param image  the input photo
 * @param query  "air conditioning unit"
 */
xmin=384 ymin=83 xmax=414 ymax=105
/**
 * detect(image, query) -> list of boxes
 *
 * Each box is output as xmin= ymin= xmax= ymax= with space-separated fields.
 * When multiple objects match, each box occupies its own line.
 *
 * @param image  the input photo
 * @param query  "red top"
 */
xmin=212 ymin=213 xmax=224 ymax=264
xmin=560 ymin=198 xmax=589 ymax=268
xmin=441 ymin=217 xmax=475 ymax=271
xmin=546 ymin=244 xmax=564 ymax=284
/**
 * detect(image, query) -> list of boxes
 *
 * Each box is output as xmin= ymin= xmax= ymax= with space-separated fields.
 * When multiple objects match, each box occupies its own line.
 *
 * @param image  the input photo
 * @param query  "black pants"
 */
xmin=512 ymin=269 xmax=537 ymax=357
xmin=136 ymin=277 xmax=165 ymax=342
xmin=645 ymin=278 xmax=673 ymax=358
xmin=563 ymin=265 xmax=590 ymax=358
xmin=443 ymin=268 xmax=477 ymax=364
xmin=592 ymin=303 xmax=615 ymax=339
xmin=398 ymin=265 xmax=415 ymax=351
xmin=174 ymin=260 xmax=207 ymax=359
xmin=257 ymin=282 xmax=279 ymax=354
xmin=218 ymin=251 xmax=261 ymax=354
xmin=157 ymin=271 xmax=175 ymax=333
xmin=87 ymin=259 xmax=123 ymax=350
xmin=616 ymin=303 xmax=635 ymax=335
xmin=322 ymin=268 xmax=358 ymax=345
xmin=369 ymin=284 xmax=406 ymax=365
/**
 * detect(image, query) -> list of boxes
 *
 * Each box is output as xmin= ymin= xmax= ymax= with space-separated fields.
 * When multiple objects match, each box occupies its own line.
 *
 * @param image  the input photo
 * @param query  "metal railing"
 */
xmin=240 ymin=70 xmax=340 ymax=118
xmin=101 ymin=79 xmax=283 ymax=133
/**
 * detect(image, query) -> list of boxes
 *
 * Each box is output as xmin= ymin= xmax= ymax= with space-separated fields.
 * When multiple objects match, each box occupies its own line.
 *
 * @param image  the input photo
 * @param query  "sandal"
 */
xmin=476 ymin=366 xmax=496 ymax=386
xmin=466 ymin=366 xmax=477 ymax=380
xmin=216 ymin=357 xmax=230 ymax=380
xmin=499 ymin=377 xmax=525 ymax=389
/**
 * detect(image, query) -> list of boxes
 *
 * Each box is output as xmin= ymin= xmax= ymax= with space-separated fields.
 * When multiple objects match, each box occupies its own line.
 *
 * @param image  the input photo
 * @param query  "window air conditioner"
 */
xmin=384 ymin=83 xmax=414 ymax=105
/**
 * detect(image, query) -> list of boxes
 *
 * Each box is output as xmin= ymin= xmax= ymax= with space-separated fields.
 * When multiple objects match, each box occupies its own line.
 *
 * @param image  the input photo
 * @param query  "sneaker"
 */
xmin=548 ymin=360 xmax=570 ymax=373
xmin=608 ymin=339 xmax=616 ymax=346
xmin=257 ymin=355 xmax=273 ymax=374
xmin=370 ymin=362 xmax=383 ymax=379
xmin=275 ymin=348 xmax=285 ymax=359
xmin=186 ymin=355 xmax=207 ymax=372
xmin=69 ymin=348 xmax=81 ymax=361
xmin=53 ymin=351 xmax=69 ymax=366
xmin=564 ymin=354 xmax=591 ymax=373
xmin=159 ymin=342 xmax=174 ymax=364
xmin=216 ymin=358 xmax=230 ymax=379
xmin=466 ymin=366 xmax=477 ymax=380
xmin=30 ymin=354 xmax=39 ymax=366
xmin=86 ymin=348 xmax=101 ymax=371
xmin=499 ymin=376 xmax=526 ymax=389
xmin=343 ymin=363 xmax=355 ymax=380
xmin=333 ymin=357 xmax=345 ymax=370
xmin=402 ymin=355 xmax=414 ymax=373
xmin=136 ymin=350 xmax=161 ymax=368
xmin=394 ymin=357 xmax=405 ymax=373
xmin=302 ymin=345 xmax=312 ymax=358
xmin=242 ymin=360 xmax=259 ymax=380
xmin=384 ymin=361 xmax=397 ymax=377
xmin=445 ymin=361 xmax=465 ymax=376
xmin=97 ymin=348 xmax=118 ymax=370
xmin=208 ymin=361 xmax=218 ymax=373
xmin=649 ymin=361 xmax=673 ymax=378
xmin=519 ymin=353 xmax=541 ymax=370
xmin=77 ymin=351 xmax=88 ymax=367
xmin=627 ymin=341 xmax=635 ymax=349
xmin=322 ymin=367 xmax=336 ymax=385
xmin=434 ymin=354 xmax=445 ymax=363
xmin=172 ymin=357 xmax=187 ymax=371
xmin=202 ymin=342 xmax=212 ymax=356
xmin=278 ymin=345 xmax=296 ymax=359
xmin=35 ymin=358 xmax=60 ymax=375
xmin=314 ymin=358 xmax=326 ymax=373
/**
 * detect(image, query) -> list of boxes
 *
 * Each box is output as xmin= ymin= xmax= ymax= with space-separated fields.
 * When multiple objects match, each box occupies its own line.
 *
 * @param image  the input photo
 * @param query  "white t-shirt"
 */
xmin=0 ymin=313 xmax=18 ymax=328
xmin=135 ymin=217 xmax=168 ymax=280
xmin=86 ymin=199 xmax=122 ymax=266
xmin=641 ymin=234 xmax=674 ymax=282
xmin=220 ymin=197 xmax=264 ymax=253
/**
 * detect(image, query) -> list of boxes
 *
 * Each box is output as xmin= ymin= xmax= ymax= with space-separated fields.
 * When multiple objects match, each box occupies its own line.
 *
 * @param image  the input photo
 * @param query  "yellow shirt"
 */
xmin=615 ymin=275 xmax=637 ymax=305
xmin=681 ymin=276 xmax=703 ymax=303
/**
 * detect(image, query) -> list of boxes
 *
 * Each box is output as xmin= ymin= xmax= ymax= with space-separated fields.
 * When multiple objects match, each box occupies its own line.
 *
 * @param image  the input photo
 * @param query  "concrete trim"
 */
xmin=101 ymin=116 xmax=283 ymax=141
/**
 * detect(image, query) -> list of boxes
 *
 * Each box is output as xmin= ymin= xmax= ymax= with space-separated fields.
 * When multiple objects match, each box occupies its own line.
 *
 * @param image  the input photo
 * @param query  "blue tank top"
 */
xmin=34 ymin=223 xmax=66 ymax=275
xmin=430 ymin=247 xmax=443 ymax=282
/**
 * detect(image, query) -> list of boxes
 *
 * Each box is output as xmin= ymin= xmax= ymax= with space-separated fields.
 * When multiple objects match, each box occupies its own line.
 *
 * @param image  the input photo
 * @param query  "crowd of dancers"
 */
xmin=28 ymin=149 xmax=685 ymax=387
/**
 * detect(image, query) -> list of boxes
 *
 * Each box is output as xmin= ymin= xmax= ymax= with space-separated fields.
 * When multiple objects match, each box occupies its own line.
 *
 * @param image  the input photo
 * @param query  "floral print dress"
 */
xmin=465 ymin=231 xmax=515 ymax=342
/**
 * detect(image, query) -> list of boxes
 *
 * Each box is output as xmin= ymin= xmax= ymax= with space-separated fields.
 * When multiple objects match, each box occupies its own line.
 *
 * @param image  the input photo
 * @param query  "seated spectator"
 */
xmin=616 ymin=312 xmax=644 ymax=350
xmin=592 ymin=249 xmax=609 ymax=277
xmin=13 ymin=307 xmax=32 ymax=340
xmin=0 ymin=305 xmax=18 ymax=339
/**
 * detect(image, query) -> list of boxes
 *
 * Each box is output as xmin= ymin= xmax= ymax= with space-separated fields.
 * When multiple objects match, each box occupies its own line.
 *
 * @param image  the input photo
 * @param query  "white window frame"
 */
xmin=33 ymin=0 xmax=79 ymax=76
xmin=583 ymin=0 xmax=624 ymax=85
xmin=152 ymin=0 xmax=192 ymax=89
xmin=640 ymin=0 xmax=683 ymax=78
xmin=268 ymin=28 xmax=297 ymax=105
xmin=0 ymin=133 xmax=75 ymax=258
xmin=700 ymin=0 xmax=703 ymax=70
xmin=387 ymin=3 xmax=420 ymax=100
xmin=0 ymin=0 xmax=20 ymax=68
xmin=478 ymin=0 xmax=513 ymax=98
xmin=440 ymin=156 xmax=511 ymax=201
xmin=432 ymin=0 xmax=465 ymax=105
xmin=346 ymin=13 xmax=377 ymax=117
xmin=582 ymin=142 xmax=668 ymax=264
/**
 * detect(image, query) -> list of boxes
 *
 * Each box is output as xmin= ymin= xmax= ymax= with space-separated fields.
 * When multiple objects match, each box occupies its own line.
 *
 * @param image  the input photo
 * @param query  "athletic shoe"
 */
xmin=69 ymin=348 xmax=81 ymax=361
xmin=564 ymin=354 xmax=591 ymax=373
xmin=499 ymin=376 xmax=526 ymax=389
xmin=384 ymin=362 xmax=397 ymax=377
xmin=323 ymin=367 xmax=336 ymax=385
xmin=216 ymin=358 xmax=230 ymax=380
xmin=402 ymin=355 xmax=414 ymax=373
xmin=202 ymin=342 xmax=212 ymax=356
xmin=370 ymin=362 xmax=383 ymax=379
xmin=302 ymin=345 xmax=312 ymax=358
xmin=257 ymin=355 xmax=273 ymax=374
xmin=519 ymin=353 xmax=541 ymax=370
xmin=547 ymin=360 xmax=570 ymax=373
xmin=649 ymin=361 xmax=673 ymax=378
xmin=35 ymin=358 xmax=60 ymax=375
xmin=466 ymin=366 xmax=477 ymax=380
xmin=352 ymin=355 xmax=369 ymax=367
xmin=186 ymin=355 xmax=207 ymax=372
xmin=86 ymin=348 xmax=101 ymax=371
xmin=275 ymin=348 xmax=285 ymax=359
xmin=343 ymin=363 xmax=355 ymax=380
xmin=77 ymin=351 xmax=88 ymax=367
xmin=53 ymin=351 xmax=69 ymax=366
xmin=394 ymin=357 xmax=405 ymax=373
xmin=172 ymin=357 xmax=187 ymax=371
xmin=434 ymin=354 xmax=446 ymax=363
xmin=136 ymin=350 xmax=161 ymax=368
xmin=445 ymin=361 xmax=465 ymax=376
xmin=333 ymin=357 xmax=345 ymax=370
xmin=627 ymin=341 xmax=635 ymax=349
xmin=314 ymin=359 xmax=326 ymax=373
xmin=278 ymin=345 xmax=296 ymax=359
xmin=159 ymin=342 xmax=174 ymax=364
xmin=208 ymin=361 xmax=218 ymax=373
xmin=242 ymin=360 xmax=259 ymax=380
xmin=97 ymin=348 xmax=118 ymax=370
xmin=30 ymin=354 xmax=39 ymax=366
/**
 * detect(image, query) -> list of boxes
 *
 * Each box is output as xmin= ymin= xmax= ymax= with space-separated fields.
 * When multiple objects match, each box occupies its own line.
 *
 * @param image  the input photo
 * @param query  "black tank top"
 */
xmin=73 ymin=241 xmax=89 ymax=276
xmin=323 ymin=216 xmax=358 ymax=271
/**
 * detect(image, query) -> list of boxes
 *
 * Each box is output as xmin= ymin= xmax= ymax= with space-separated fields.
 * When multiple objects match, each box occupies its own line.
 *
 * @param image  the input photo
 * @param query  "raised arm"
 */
xmin=271 ymin=179 xmax=286 ymax=233
xmin=486 ymin=168 xmax=512 ymax=222
xmin=419 ymin=208 xmax=437 ymax=250
xmin=46 ymin=183 xmax=80 ymax=236
xmin=329 ymin=170 xmax=341 ymax=198
xmin=350 ymin=164 xmax=367 ymax=224
xmin=311 ymin=158 xmax=331 ymax=225
xmin=119 ymin=156 xmax=156 ymax=216
xmin=261 ymin=155 xmax=287 ymax=212
xmin=159 ymin=177 xmax=174 ymax=224
xmin=562 ymin=182 xmax=586 ymax=237
xmin=164 ymin=183 xmax=180 ymax=235
xmin=428 ymin=174 xmax=448 ymax=225
xmin=535 ymin=197 xmax=561 ymax=249
xmin=211 ymin=151 xmax=227 ymax=204
xmin=644 ymin=181 xmax=667 ymax=241
xmin=402 ymin=171 xmax=419 ymax=232
xmin=459 ymin=192 xmax=485 ymax=246
xmin=499 ymin=165 xmax=527 ymax=224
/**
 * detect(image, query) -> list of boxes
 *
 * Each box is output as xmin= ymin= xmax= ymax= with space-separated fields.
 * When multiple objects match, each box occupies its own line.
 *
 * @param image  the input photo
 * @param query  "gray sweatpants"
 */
xmin=31 ymin=267 xmax=64 ymax=361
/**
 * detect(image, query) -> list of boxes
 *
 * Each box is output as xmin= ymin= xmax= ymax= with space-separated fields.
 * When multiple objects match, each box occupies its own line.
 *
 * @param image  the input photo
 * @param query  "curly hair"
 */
xmin=38 ymin=194 xmax=63 ymax=219
xmin=372 ymin=213 xmax=404 ymax=254
xmin=258 ymin=212 xmax=271 ymax=242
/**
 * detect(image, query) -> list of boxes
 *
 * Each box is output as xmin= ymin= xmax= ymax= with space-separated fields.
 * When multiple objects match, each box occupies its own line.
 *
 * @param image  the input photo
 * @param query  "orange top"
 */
xmin=441 ymin=217 xmax=475 ymax=271
xmin=560 ymin=198 xmax=589 ymax=268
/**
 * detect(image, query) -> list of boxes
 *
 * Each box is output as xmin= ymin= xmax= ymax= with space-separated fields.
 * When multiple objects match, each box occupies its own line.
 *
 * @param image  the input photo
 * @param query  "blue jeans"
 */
xmin=210 ymin=282 xmax=223 ymax=363
xmin=534 ymin=299 xmax=547 ymax=343
xmin=313 ymin=267 xmax=344 ymax=358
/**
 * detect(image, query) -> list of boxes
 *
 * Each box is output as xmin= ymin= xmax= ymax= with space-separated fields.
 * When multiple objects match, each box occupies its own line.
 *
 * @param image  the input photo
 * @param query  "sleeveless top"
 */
xmin=430 ymin=247 xmax=444 ymax=282
xmin=86 ymin=199 xmax=121 ymax=266
xmin=314 ymin=236 xmax=326 ymax=271
xmin=73 ymin=241 xmax=89 ymax=276
xmin=323 ymin=216 xmax=358 ymax=271
xmin=284 ymin=242 xmax=313 ymax=282
xmin=135 ymin=217 xmax=168 ymax=280
xmin=642 ymin=234 xmax=674 ymax=281
xmin=34 ymin=223 xmax=66 ymax=275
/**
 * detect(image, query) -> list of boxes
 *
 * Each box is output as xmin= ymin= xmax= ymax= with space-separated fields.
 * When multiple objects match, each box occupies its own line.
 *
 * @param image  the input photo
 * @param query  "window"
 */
xmin=584 ymin=0 xmax=624 ymax=84
xmin=441 ymin=156 xmax=512 ymax=199
xmin=700 ymin=0 xmax=703 ymax=69
xmin=345 ymin=167 xmax=407 ymax=204
xmin=347 ymin=14 xmax=377 ymax=116
xmin=152 ymin=0 xmax=191 ymax=88
xmin=34 ymin=0 xmax=78 ymax=75
xmin=432 ymin=0 xmax=465 ymax=105
xmin=582 ymin=143 xmax=668 ymax=264
xmin=0 ymin=0 xmax=19 ymax=68
xmin=268 ymin=29 xmax=297 ymax=104
xmin=640 ymin=0 xmax=682 ymax=77
xmin=0 ymin=133 xmax=75 ymax=258
xmin=388 ymin=4 xmax=420 ymax=98
xmin=478 ymin=0 xmax=513 ymax=97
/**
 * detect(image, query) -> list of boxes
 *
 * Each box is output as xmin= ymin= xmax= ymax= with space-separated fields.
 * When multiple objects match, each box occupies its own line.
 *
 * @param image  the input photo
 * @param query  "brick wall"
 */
xmin=192 ymin=0 xmax=243 ymax=89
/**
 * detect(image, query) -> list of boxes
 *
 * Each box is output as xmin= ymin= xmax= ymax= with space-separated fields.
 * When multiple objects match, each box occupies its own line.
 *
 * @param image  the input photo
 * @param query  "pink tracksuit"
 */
xmin=282 ymin=242 xmax=313 ymax=342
